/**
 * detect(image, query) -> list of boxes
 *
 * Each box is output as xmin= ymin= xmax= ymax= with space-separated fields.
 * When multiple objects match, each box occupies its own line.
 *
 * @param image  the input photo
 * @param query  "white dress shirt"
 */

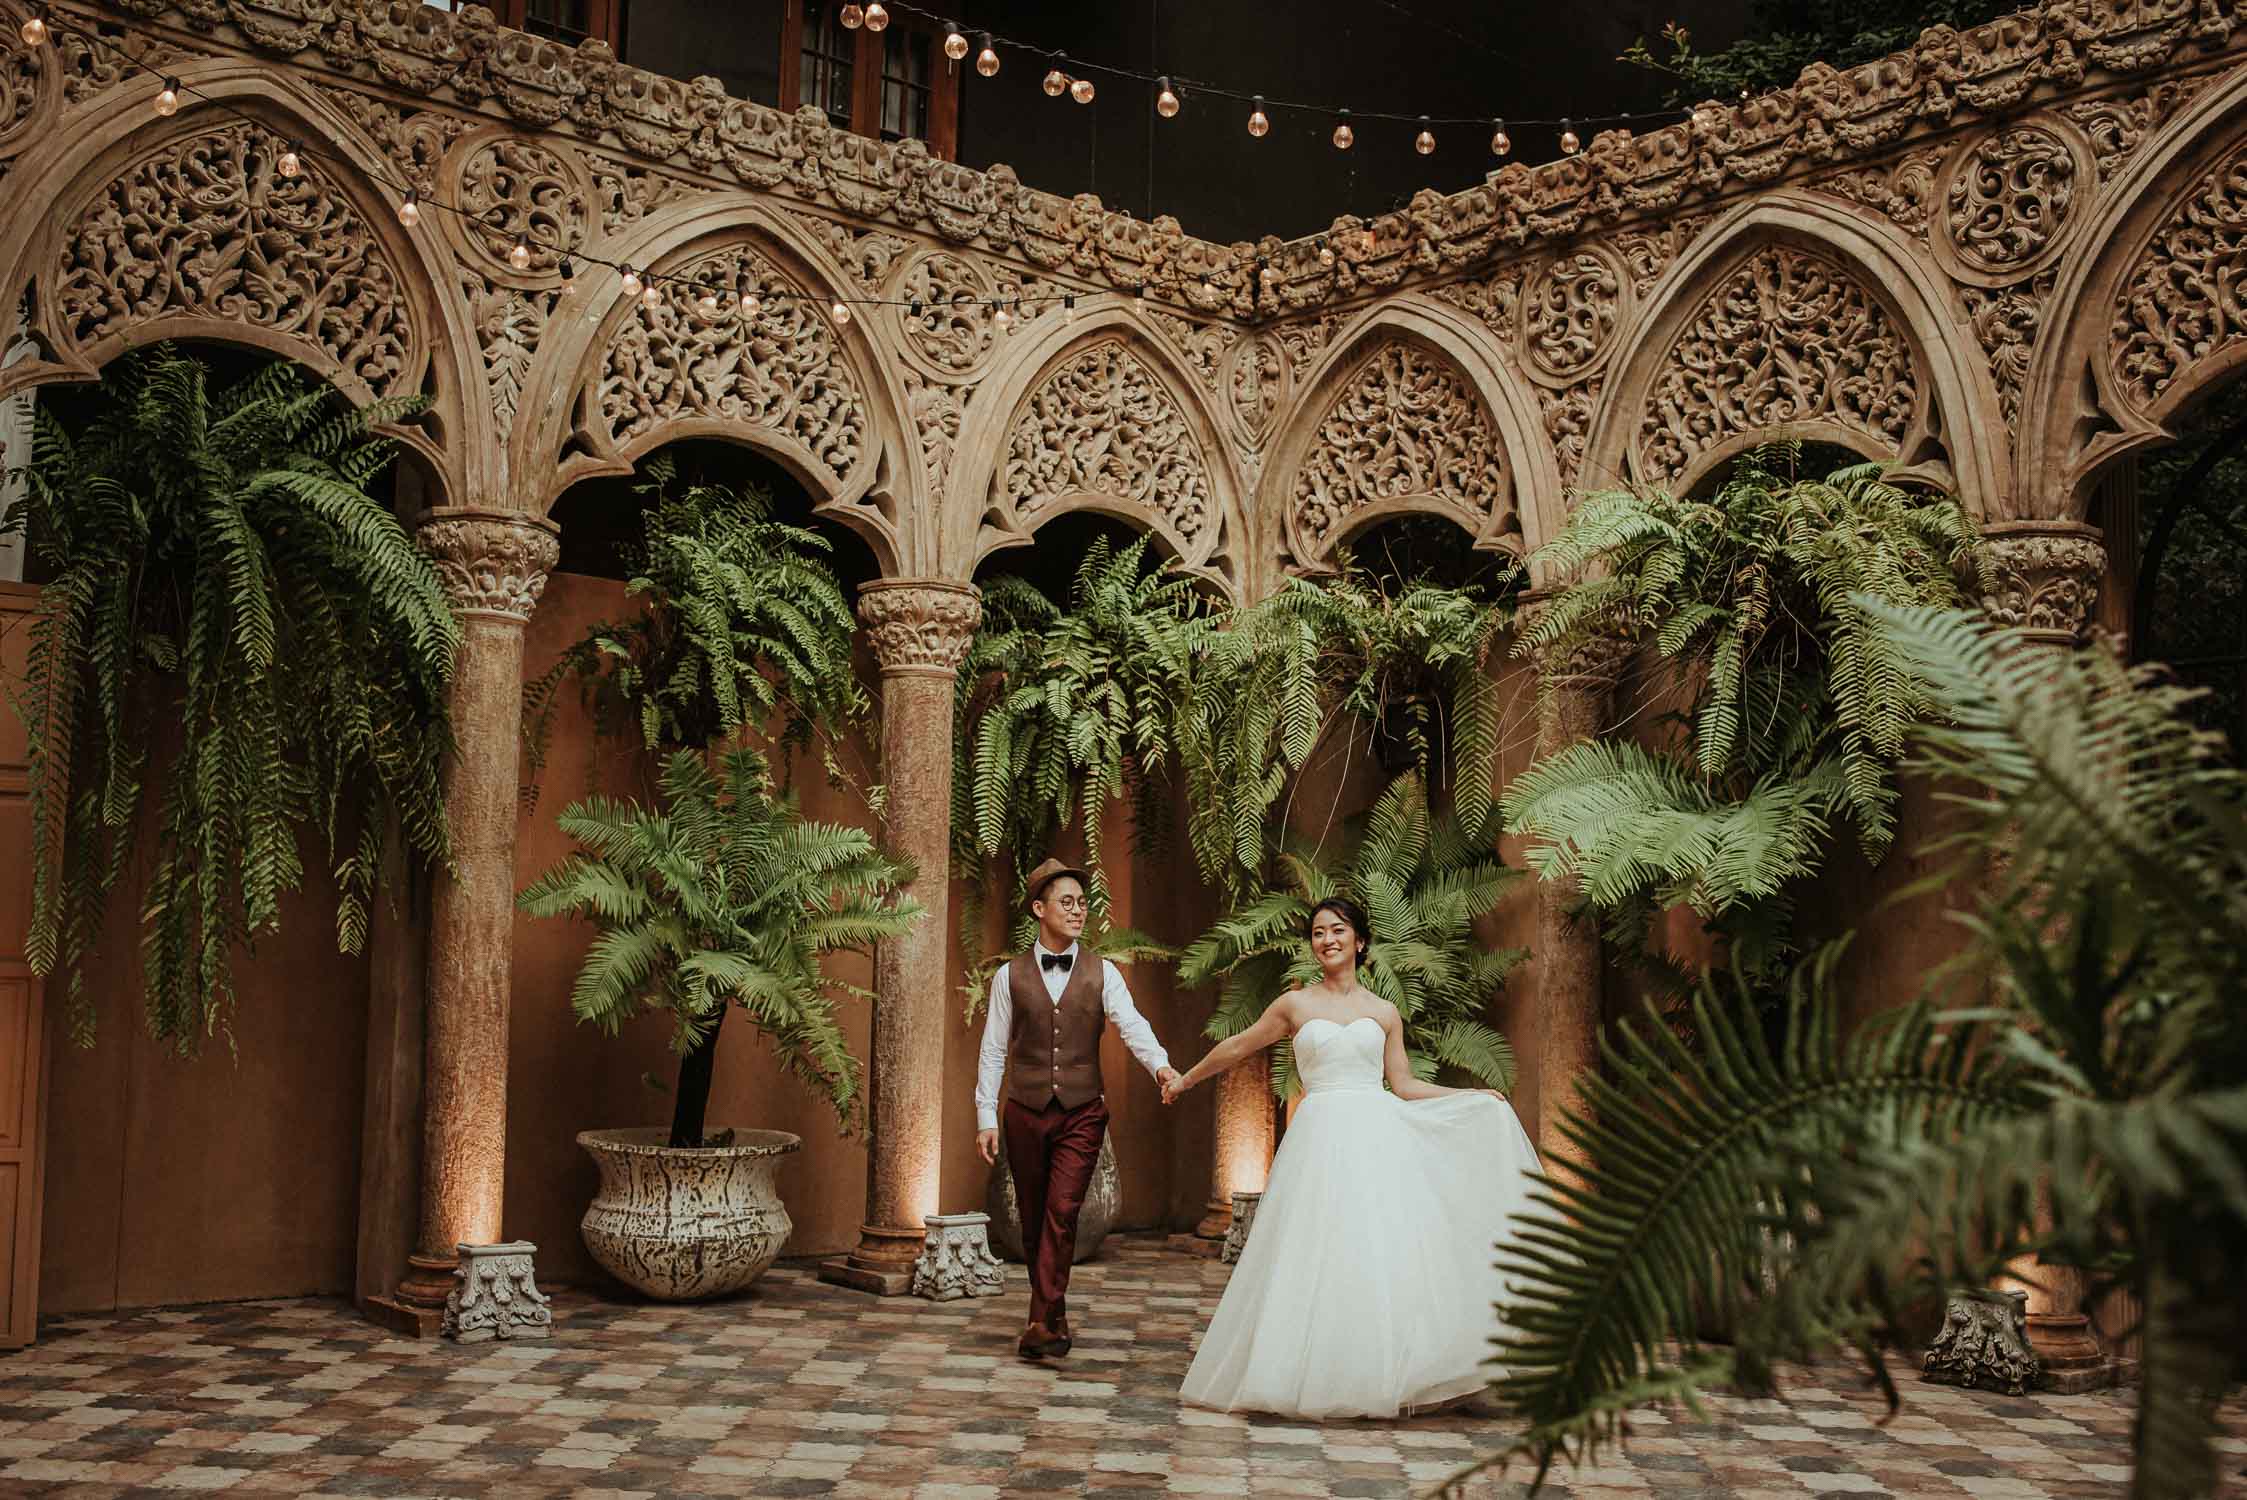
xmin=975 ymin=941 xmax=1172 ymax=1131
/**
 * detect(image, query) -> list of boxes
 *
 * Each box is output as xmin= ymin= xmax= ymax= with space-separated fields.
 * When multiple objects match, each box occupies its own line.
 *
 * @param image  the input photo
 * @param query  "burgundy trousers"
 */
xmin=1002 ymin=1093 xmax=1108 ymax=1331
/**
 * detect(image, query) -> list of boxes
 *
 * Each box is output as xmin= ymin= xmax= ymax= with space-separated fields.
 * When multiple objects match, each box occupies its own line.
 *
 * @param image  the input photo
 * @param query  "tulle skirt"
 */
xmin=1179 ymin=1086 xmax=1542 ymax=1420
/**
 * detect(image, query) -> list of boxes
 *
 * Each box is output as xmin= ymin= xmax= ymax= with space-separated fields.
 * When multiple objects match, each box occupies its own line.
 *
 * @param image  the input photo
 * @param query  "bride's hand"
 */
xmin=1162 ymin=1071 xmax=1190 ymax=1105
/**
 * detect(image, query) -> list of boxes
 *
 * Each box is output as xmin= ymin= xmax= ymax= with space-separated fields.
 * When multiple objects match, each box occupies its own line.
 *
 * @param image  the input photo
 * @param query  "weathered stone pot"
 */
xmin=985 ymin=1126 xmax=1121 ymax=1263
xmin=576 ymin=1127 xmax=800 ymax=1300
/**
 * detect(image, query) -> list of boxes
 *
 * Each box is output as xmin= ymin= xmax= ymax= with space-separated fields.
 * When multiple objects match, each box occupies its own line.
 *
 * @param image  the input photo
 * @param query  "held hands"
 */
xmin=1159 ymin=1067 xmax=1188 ymax=1106
xmin=976 ymin=1128 xmax=1000 ymax=1165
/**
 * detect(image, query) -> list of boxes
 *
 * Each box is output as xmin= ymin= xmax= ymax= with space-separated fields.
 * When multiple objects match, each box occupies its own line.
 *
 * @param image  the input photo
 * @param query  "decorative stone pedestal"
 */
xmin=1922 ymin=1289 xmax=2037 ymax=1395
xmin=440 ymin=1242 xmax=553 ymax=1344
xmin=1220 ymin=1192 xmax=1262 ymax=1265
xmin=910 ymin=1213 xmax=1006 ymax=1301
xmin=2026 ymin=1310 xmax=2112 ymax=1394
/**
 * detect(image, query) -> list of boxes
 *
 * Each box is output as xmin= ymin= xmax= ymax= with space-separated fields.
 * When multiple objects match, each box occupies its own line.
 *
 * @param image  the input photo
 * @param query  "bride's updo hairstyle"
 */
xmin=1305 ymin=896 xmax=1372 ymax=961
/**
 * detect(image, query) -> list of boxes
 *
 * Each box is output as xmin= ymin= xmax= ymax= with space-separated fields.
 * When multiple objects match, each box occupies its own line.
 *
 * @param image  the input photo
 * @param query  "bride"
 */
xmin=1161 ymin=896 xmax=1542 ymax=1420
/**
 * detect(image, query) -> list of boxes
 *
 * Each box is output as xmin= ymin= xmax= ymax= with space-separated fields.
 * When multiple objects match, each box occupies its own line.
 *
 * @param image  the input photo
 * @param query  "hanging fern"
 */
xmin=4 ymin=346 xmax=457 ymax=1051
xmin=1176 ymin=772 xmax=1521 ymax=1097
xmin=1506 ymin=441 xmax=1982 ymax=994
xmin=1440 ymin=601 xmax=2247 ymax=1500
xmin=523 ymin=454 xmax=866 ymax=789
xmin=517 ymin=747 xmax=923 ymax=1134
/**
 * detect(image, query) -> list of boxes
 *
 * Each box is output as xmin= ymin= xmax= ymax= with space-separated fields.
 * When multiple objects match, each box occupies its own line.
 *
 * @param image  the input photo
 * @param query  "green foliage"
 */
xmin=3 ymin=346 xmax=457 ymax=1051
xmin=1506 ymin=443 xmax=1982 ymax=991
xmin=1180 ymin=565 xmax=1507 ymax=902
xmin=517 ymin=748 xmax=923 ymax=1132
xmin=1621 ymin=1 xmax=2021 ymax=108
xmin=1176 ymin=772 xmax=1521 ymax=1098
xmin=524 ymin=455 xmax=866 ymax=783
xmin=1443 ymin=602 xmax=2247 ymax=1499
xmin=2132 ymin=386 xmax=2247 ymax=756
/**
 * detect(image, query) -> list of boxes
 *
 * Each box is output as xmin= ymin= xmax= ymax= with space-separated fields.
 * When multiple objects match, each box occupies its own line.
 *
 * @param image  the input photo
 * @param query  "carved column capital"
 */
xmin=416 ymin=509 xmax=562 ymax=622
xmin=855 ymin=578 xmax=982 ymax=678
xmin=1980 ymin=521 xmax=2106 ymax=647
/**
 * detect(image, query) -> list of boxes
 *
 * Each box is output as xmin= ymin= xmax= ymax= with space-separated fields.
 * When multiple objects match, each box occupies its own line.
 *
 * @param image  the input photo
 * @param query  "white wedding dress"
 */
xmin=1179 ymin=1014 xmax=1543 ymax=1420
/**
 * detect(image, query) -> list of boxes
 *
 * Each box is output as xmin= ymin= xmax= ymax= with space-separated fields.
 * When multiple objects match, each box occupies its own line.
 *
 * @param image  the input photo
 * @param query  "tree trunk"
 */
xmin=669 ymin=1023 xmax=721 ymax=1148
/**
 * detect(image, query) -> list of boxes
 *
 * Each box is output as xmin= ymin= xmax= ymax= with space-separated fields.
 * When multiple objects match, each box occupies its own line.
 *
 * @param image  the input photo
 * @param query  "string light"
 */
xmin=831 ymin=299 xmax=851 ymax=326
xmin=1070 ymin=75 xmax=1095 ymax=104
xmin=1415 ymin=116 xmax=1436 ymax=155
xmin=942 ymin=20 xmax=968 ymax=61
xmin=640 ymin=280 xmax=661 ymax=308
xmin=508 ymin=235 xmax=533 ymax=271
xmin=975 ymin=32 xmax=999 ymax=76
xmin=153 ymin=77 xmax=181 ymax=117
xmin=1560 ymin=117 xmax=1580 ymax=154
xmin=1490 ymin=118 xmax=1511 ymax=157
xmin=909 ymin=298 xmax=923 ymax=317
xmin=1043 ymin=64 xmax=1067 ymax=97
xmin=1331 ymin=109 xmax=1353 ymax=150
xmin=1247 ymin=95 xmax=1269 ymax=138
xmin=621 ymin=266 xmax=643 ymax=298
xmin=839 ymin=3 xmax=863 ymax=27
xmin=277 ymin=141 xmax=302 ymax=179
xmin=1361 ymin=225 xmax=1376 ymax=254
xmin=993 ymin=299 xmax=1011 ymax=330
xmin=559 ymin=256 xmax=575 ymax=280
xmin=741 ymin=287 xmax=763 ymax=316
xmin=1317 ymin=238 xmax=1335 ymax=268
xmin=863 ymin=2 xmax=889 ymax=31
xmin=396 ymin=187 xmax=418 ymax=227
xmin=698 ymin=286 xmax=719 ymax=314
xmin=1156 ymin=77 xmax=1180 ymax=118
xmin=19 ymin=8 xmax=47 ymax=46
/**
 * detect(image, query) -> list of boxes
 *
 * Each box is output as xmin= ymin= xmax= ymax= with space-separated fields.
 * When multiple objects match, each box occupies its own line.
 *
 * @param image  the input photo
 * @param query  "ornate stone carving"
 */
xmin=441 ymin=1242 xmax=553 ymax=1343
xmin=464 ymin=274 xmax=553 ymax=447
xmin=590 ymin=156 xmax=707 ymax=235
xmin=1225 ymin=333 xmax=1288 ymax=448
xmin=1922 ymin=1289 xmax=2038 ymax=1395
xmin=593 ymin=245 xmax=866 ymax=482
xmin=1981 ymin=521 xmax=2105 ymax=644
xmin=1289 ymin=340 xmax=1511 ymax=565
xmin=1961 ymin=272 xmax=2054 ymax=430
xmin=446 ymin=132 xmax=589 ymax=281
xmin=2064 ymin=72 xmax=2222 ymax=183
xmin=1145 ymin=308 xmax=1236 ymax=393
xmin=1529 ymin=627 xmax=1637 ymax=692
xmin=1636 ymin=246 xmax=1919 ymax=485
xmin=315 ymin=87 xmax=473 ymax=188
xmin=1809 ymin=145 xmax=1946 ymax=240
xmin=855 ymin=580 xmax=980 ymax=677
xmin=1939 ymin=120 xmax=2087 ymax=280
xmin=1220 ymin=1190 xmax=1262 ymax=1265
xmin=418 ymin=513 xmax=561 ymax=621
xmin=998 ymin=339 xmax=1216 ymax=548
xmin=58 ymin=21 xmax=193 ymax=109
xmin=909 ymin=1212 xmax=1006 ymax=1301
xmin=56 ymin=123 xmax=419 ymax=395
xmin=1429 ymin=270 xmax=1523 ymax=330
xmin=901 ymin=368 xmax=961 ymax=500
xmin=1540 ymin=379 xmax=1602 ymax=490
xmin=893 ymin=251 xmax=1000 ymax=376
xmin=0 ymin=19 xmax=48 ymax=163
xmin=1523 ymin=250 xmax=1625 ymax=383
xmin=788 ymin=208 xmax=911 ymax=292
xmin=2113 ymin=138 xmax=2247 ymax=414
xmin=1612 ymin=216 xmax=1715 ymax=297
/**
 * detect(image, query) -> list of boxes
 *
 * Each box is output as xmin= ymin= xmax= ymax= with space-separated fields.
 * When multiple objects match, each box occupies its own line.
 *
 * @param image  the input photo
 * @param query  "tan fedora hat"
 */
xmin=1023 ymin=856 xmax=1092 ymax=909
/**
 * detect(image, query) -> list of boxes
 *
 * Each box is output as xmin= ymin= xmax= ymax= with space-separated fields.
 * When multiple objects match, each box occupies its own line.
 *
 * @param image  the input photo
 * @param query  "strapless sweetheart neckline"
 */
xmin=1293 ymin=1014 xmax=1382 ymax=1046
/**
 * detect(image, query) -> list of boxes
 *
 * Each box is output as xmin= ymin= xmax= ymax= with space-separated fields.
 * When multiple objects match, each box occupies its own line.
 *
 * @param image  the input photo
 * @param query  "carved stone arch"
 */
xmin=1262 ymin=295 xmax=1556 ymax=592
xmin=2020 ymin=67 xmax=2247 ymax=521
xmin=516 ymin=199 xmax=914 ymax=578
xmin=944 ymin=303 xmax=1249 ymax=600
xmin=0 ymin=58 xmax=480 ymax=506
xmin=1586 ymin=192 xmax=2007 ymax=518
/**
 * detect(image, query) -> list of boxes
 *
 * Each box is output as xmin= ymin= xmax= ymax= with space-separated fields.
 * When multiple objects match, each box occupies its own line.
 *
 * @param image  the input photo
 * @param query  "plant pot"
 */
xmin=576 ymin=1126 xmax=801 ymax=1300
xmin=984 ymin=1125 xmax=1122 ymax=1263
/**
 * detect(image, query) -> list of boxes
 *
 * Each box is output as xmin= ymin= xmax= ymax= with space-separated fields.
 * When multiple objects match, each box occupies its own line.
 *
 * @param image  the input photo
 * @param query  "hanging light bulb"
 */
xmin=1317 ymin=238 xmax=1335 ymax=269
xmin=1062 ymin=294 xmax=1077 ymax=321
xmin=277 ymin=141 xmax=302 ymax=179
xmin=698 ymin=286 xmax=719 ymax=315
xmin=641 ymin=280 xmax=661 ymax=308
xmin=839 ymin=3 xmax=863 ymax=27
xmin=1070 ymin=75 xmax=1095 ymax=104
xmin=976 ymin=33 xmax=999 ymax=76
xmin=508 ymin=235 xmax=533 ymax=271
xmin=1155 ymin=77 xmax=1180 ymax=118
xmin=1415 ymin=116 xmax=1436 ymax=155
xmin=19 ymin=9 xmax=46 ymax=46
xmin=993 ymin=299 xmax=1011 ymax=330
xmin=1361 ymin=225 xmax=1377 ymax=254
xmin=1490 ymin=118 xmax=1511 ymax=157
xmin=741 ymin=287 xmax=763 ymax=317
xmin=154 ymin=77 xmax=181 ymax=117
xmin=1247 ymin=95 xmax=1269 ymax=138
xmin=396 ymin=187 xmax=419 ymax=227
xmin=1043 ymin=65 xmax=1068 ymax=98
xmin=942 ymin=21 xmax=968 ymax=61
xmin=621 ymin=266 xmax=643 ymax=299
xmin=831 ymin=299 xmax=852 ymax=326
xmin=1560 ymin=117 xmax=1580 ymax=154
xmin=863 ymin=2 xmax=888 ymax=31
xmin=1331 ymin=108 xmax=1353 ymax=150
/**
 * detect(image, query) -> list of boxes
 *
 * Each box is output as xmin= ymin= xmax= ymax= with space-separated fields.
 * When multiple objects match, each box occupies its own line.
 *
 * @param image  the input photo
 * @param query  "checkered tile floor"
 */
xmin=3 ymin=1236 xmax=2238 ymax=1497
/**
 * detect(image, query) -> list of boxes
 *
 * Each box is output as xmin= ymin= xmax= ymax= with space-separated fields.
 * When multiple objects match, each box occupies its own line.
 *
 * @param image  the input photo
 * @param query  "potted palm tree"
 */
xmin=519 ymin=748 xmax=921 ymax=1299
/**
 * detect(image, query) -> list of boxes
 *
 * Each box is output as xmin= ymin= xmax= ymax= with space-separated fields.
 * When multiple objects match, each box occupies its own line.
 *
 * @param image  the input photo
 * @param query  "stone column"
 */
xmin=821 ymin=579 xmax=981 ymax=1295
xmin=1174 ymin=1053 xmax=1275 ymax=1254
xmin=1980 ymin=520 xmax=2113 ymax=1393
xmin=1518 ymin=593 xmax=1631 ymax=1179
xmin=368 ymin=510 xmax=559 ymax=1337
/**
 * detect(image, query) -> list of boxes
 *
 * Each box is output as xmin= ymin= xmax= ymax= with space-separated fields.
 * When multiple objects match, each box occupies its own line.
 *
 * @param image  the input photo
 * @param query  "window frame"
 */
xmin=779 ymin=0 xmax=959 ymax=161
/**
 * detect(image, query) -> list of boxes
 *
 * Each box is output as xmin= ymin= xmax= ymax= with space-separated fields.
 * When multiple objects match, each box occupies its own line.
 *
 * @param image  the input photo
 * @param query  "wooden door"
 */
xmin=0 ymin=583 xmax=50 ymax=1347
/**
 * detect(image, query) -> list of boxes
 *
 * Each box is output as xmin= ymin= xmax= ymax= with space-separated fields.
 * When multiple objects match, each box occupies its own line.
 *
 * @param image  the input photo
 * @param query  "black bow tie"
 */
xmin=1041 ymin=952 xmax=1072 ymax=973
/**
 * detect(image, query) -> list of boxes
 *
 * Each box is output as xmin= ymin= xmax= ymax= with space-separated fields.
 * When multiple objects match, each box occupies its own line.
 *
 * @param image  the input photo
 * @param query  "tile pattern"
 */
xmin=2 ymin=1237 xmax=2238 ymax=1498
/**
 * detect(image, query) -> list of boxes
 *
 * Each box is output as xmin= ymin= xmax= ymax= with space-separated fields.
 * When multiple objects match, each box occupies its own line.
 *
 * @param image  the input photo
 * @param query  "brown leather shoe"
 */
xmin=1045 ymin=1317 xmax=1073 ymax=1357
xmin=1016 ymin=1322 xmax=1056 ymax=1360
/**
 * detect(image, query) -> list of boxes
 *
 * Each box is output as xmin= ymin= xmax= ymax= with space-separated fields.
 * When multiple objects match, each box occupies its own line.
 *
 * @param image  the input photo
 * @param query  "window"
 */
xmin=478 ymin=0 xmax=625 ymax=48
xmin=780 ymin=1 xmax=958 ymax=160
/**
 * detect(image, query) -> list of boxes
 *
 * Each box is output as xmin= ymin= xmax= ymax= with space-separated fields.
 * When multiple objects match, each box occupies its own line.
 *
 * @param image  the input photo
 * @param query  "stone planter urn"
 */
xmin=985 ymin=1126 xmax=1121 ymax=1263
xmin=577 ymin=1127 xmax=801 ymax=1300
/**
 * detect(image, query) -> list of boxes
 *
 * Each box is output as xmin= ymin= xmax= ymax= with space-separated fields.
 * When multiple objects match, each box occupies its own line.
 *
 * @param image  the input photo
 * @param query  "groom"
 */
xmin=975 ymin=857 xmax=1180 ymax=1360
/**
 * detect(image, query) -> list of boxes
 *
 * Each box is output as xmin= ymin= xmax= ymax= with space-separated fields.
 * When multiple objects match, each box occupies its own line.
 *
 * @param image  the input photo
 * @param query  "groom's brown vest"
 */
xmin=1004 ymin=951 xmax=1107 ymax=1111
